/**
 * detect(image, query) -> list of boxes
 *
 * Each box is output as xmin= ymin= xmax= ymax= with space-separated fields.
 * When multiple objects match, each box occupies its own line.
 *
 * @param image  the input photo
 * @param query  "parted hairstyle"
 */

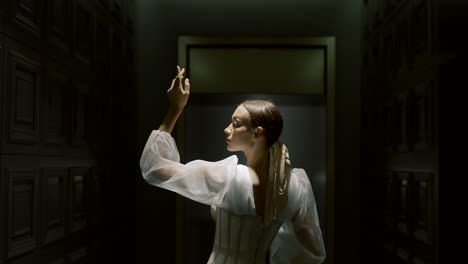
xmin=241 ymin=100 xmax=283 ymax=147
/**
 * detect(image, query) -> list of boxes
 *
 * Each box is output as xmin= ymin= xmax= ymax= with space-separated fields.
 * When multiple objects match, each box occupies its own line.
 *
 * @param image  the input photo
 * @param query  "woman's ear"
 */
xmin=254 ymin=127 xmax=264 ymax=138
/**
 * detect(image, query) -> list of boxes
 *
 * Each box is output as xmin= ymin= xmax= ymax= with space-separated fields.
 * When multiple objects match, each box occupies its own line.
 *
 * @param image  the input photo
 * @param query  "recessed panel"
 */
xmin=7 ymin=168 xmax=38 ymax=259
xmin=188 ymin=47 xmax=325 ymax=94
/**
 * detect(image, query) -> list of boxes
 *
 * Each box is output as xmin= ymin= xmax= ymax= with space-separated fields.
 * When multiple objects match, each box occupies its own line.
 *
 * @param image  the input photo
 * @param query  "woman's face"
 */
xmin=224 ymin=105 xmax=255 ymax=152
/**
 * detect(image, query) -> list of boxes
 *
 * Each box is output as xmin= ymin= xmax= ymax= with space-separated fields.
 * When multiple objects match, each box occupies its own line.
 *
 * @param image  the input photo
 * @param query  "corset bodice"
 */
xmin=207 ymin=207 xmax=282 ymax=264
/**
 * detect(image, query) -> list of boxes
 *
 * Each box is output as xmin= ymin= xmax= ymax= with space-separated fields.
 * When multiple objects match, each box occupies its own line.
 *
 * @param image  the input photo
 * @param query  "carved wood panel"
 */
xmin=412 ymin=172 xmax=433 ymax=245
xmin=383 ymin=29 xmax=395 ymax=82
xmin=41 ymin=167 xmax=66 ymax=246
xmin=0 ymin=0 xmax=133 ymax=262
xmin=42 ymin=60 xmax=70 ymax=148
xmin=45 ymin=0 xmax=72 ymax=61
xmin=6 ymin=168 xmax=39 ymax=259
xmin=89 ymin=166 xmax=104 ymax=226
xmin=5 ymin=39 xmax=41 ymax=147
xmin=70 ymin=81 xmax=90 ymax=147
xmin=411 ymin=0 xmax=433 ymax=68
xmin=74 ymin=0 xmax=94 ymax=67
xmin=362 ymin=0 xmax=439 ymax=263
xmin=95 ymin=18 xmax=110 ymax=74
xmin=50 ymin=257 xmax=66 ymax=264
xmin=0 ymin=0 xmax=4 ymax=33
xmin=0 ymin=34 xmax=4 ymax=149
xmin=395 ymin=171 xmax=410 ymax=235
xmin=69 ymin=167 xmax=88 ymax=233
xmin=395 ymin=8 xmax=410 ymax=79
xmin=383 ymin=103 xmax=393 ymax=152
xmin=393 ymin=92 xmax=410 ymax=153
xmin=5 ymin=0 xmax=42 ymax=50
xmin=409 ymin=79 xmax=434 ymax=151
xmin=0 ymin=153 xmax=6 ymax=264
xmin=68 ymin=247 xmax=87 ymax=263
xmin=90 ymin=96 xmax=107 ymax=153
xmin=383 ymin=170 xmax=435 ymax=263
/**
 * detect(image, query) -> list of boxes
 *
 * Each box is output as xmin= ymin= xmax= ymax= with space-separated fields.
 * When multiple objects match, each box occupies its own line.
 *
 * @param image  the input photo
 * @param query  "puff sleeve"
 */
xmin=139 ymin=130 xmax=239 ymax=206
xmin=270 ymin=169 xmax=326 ymax=264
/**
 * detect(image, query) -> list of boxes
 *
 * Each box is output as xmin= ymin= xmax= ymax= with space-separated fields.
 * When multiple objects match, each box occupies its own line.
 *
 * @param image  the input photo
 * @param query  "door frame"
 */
xmin=176 ymin=36 xmax=335 ymax=264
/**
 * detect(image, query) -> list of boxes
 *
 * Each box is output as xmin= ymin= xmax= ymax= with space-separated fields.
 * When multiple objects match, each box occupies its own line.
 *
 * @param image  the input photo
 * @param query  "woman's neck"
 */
xmin=245 ymin=144 xmax=270 ymax=182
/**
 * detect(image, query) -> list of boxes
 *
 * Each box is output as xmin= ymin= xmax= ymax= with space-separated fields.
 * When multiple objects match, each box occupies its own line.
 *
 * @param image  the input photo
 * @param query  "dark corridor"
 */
xmin=1 ymin=0 xmax=466 ymax=264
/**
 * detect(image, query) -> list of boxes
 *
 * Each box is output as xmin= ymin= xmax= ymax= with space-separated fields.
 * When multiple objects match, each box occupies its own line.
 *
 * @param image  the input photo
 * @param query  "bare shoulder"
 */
xmin=247 ymin=167 xmax=260 ymax=186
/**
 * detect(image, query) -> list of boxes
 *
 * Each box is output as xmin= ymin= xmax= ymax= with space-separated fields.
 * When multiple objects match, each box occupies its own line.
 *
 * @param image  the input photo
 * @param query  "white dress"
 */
xmin=140 ymin=130 xmax=326 ymax=264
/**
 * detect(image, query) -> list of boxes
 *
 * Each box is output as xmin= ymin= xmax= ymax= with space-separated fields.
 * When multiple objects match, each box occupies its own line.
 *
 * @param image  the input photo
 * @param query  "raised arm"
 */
xmin=159 ymin=65 xmax=190 ymax=133
xmin=139 ymin=67 xmax=240 ymax=206
xmin=139 ymin=129 xmax=239 ymax=205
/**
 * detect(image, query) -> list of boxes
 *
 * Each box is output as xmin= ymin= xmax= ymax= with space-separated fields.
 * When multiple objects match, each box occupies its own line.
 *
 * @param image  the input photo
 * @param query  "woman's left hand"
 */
xmin=167 ymin=65 xmax=190 ymax=112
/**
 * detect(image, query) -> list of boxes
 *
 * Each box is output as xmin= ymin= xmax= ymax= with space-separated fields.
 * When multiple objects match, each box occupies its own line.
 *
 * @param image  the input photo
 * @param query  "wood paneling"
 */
xmin=74 ymin=0 xmax=94 ymax=69
xmin=4 ymin=38 xmax=41 ymax=147
xmin=71 ymin=81 xmax=90 ymax=147
xmin=394 ymin=8 xmax=410 ymax=79
xmin=361 ymin=0 xmax=439 ymax=263
xmin=68 ymin=247 xmax=87 ymax=264
xmin=41 ymin=60 xmax=70 ymax=149
xmin=0 ymin=0 xmax=133 ymax=262
xmin=41 ymin=167 xmax=66 ymax=246
xmin=411 ymin=0 xmax=433 ymax=68
xmin=5 ymin=0 xmax=43 ymax=50
xmin=6 ymin=168 xmax=39 ymax=259
xmin=0 ymin=34 xmax=4 ymax=153
xmin=89 ymin=166 xmax=104 ymax=226
xmin=50 ymin=258 xmax=66 ymax=264
xmin=69 ymin=167 xmax=88 ymax=233
xmin=0 ymin=153 xmax=6 ymax=264
xmin=95 ymin=18 xmax=110 ymax=74
xmin=44 ymin=0 xmax=72 ymax=62
xmin=412 ymin=172 xmax=433 ymax=245
xmin=0 ymin=0 xmax=4 ymax=33
xmin=409 ymin=79 xmax=434 ymax=151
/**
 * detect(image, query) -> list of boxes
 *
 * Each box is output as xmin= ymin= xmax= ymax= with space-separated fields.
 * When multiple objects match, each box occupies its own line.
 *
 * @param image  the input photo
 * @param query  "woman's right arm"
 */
xmin=158 ymin=65 xmax=190 ymax=134
xmin=139 ymin=66 xmax=239 ymax=206
xmin=139 ymin=129 xmax=239 ymax=206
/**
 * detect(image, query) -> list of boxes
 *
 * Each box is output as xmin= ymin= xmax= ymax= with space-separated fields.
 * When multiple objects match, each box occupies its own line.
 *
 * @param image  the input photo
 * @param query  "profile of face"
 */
xmin=224 ymin=105 xmax=258 ymax=152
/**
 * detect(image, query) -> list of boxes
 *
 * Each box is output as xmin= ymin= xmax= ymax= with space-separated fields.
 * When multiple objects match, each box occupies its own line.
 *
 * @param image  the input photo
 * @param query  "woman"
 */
xmin=140 ymin=66 xmax=326 ymax=263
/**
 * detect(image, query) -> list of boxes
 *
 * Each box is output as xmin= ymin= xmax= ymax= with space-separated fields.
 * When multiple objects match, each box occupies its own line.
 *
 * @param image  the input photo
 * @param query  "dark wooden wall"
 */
xmin=361 ymin=0 xmax=466 ymax=263
xmin=0 ymin=0 xmax=135 ymax=263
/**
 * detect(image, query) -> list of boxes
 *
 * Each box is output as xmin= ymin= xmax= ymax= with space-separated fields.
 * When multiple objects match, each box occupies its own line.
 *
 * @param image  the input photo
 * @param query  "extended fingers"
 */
xmin=167 ymin=78 xmax=176 ymax=92
xmin=184 ymin=78 xmax=190 ymax=94
xmin=176 ymin=65 xmax=185 ymax=79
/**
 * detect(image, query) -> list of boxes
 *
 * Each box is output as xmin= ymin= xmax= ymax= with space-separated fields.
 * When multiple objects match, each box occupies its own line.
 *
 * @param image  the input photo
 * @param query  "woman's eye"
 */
xmin=232 ymin=121 xmax=239 ymax=127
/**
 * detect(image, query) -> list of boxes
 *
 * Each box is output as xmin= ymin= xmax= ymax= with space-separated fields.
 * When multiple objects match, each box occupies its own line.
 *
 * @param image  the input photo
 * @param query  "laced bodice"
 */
xmin=208 ymin=207 xmax=282 ymax=264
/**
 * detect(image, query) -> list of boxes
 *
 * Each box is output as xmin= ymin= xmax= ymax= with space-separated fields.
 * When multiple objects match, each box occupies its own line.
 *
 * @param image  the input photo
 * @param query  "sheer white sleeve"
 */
xmin=270 ymin=169 xmax=326 ymax=264
xmin=139 ymin=130 xmax=239 ymax=206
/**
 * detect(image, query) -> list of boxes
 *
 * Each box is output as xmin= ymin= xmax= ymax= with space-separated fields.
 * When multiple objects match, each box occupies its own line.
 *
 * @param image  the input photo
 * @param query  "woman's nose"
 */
xmin=224 ymin=125 xmax=231 ymax=135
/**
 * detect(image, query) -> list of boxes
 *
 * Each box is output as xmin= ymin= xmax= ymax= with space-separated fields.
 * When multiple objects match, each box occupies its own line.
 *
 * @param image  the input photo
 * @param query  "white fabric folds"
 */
xmin=139 ymin=130 xmax=326 ymax=263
